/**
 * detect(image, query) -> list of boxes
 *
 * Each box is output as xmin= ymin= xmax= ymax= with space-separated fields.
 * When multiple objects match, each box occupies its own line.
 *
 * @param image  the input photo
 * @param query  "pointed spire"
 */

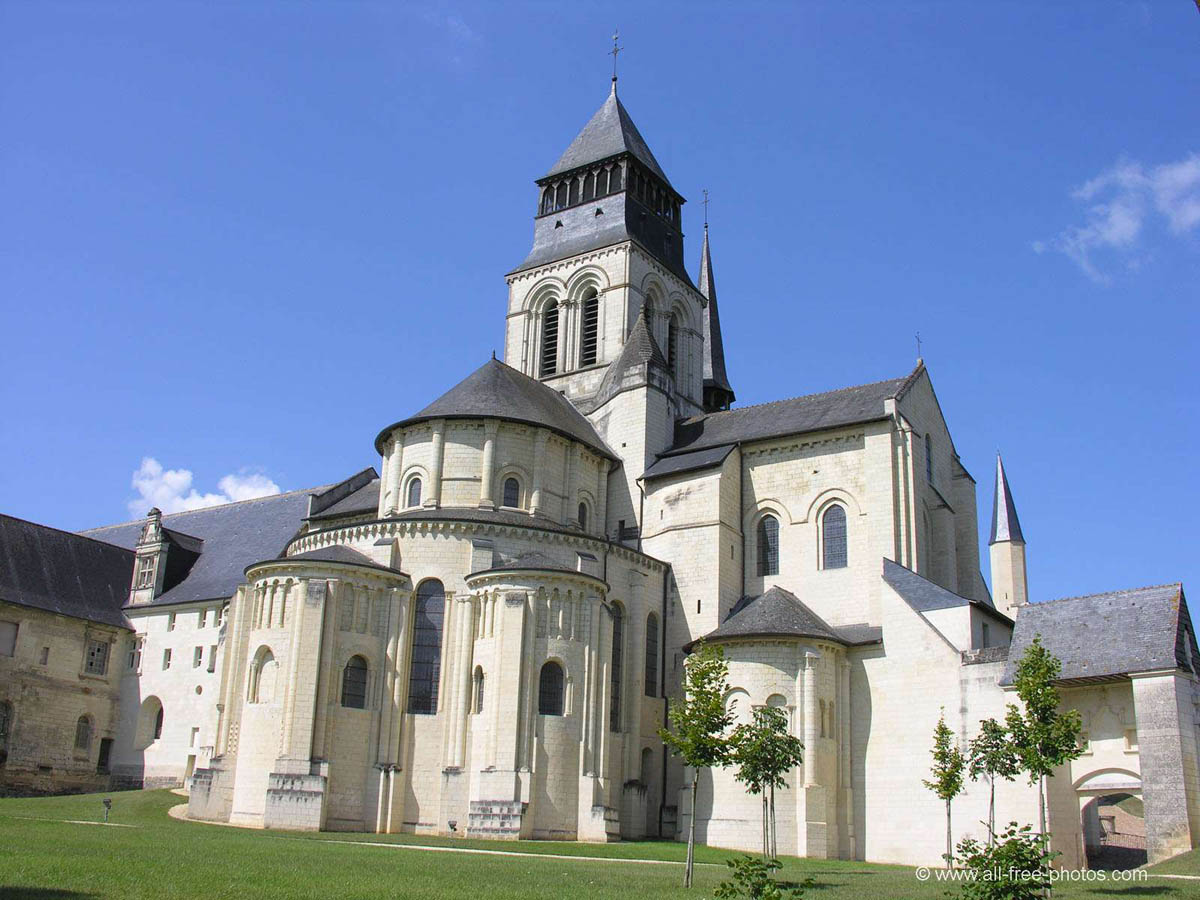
xmin=989 ymin=453 xmax=1025 ymax=545
xmin=543 ymin=88 xmax=672 ymax=187
xmin=698 ymin=222 xmax=735 ymax=412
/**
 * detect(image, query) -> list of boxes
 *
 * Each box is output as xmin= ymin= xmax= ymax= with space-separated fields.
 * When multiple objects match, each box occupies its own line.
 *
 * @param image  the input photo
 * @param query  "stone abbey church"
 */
xmin=1 ymin=80 xmax=1198 ymax=870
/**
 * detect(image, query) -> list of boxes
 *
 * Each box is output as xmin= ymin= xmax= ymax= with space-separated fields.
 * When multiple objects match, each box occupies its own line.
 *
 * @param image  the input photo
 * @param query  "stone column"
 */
xmin=278 ymin=578 xmax=308 ymax=755
xmin=530 ymin=428 xmax=549 ymax=518
xmin=385 ymin=436 xmax=404 ymax=516
xmin=623 ymin=577 xmax=646 ymax=782
xmin=839 ymin=657 xmax=854 ymax=858
xmin=565 ymin=444 xmax=580 ymax=527
xmin=311 ymin=580 xmax=339 ymax=761
xmin=450 ymin=595 xmax=475 ymax=766
xmin=803 ymin=652 xmax=819 ymax=787
xmin=1132 ymin=672 xmax=1200 ymax=863
xmin=426 ymin=420 xmax=445 ymax=508
xmin=479 ymin=420 xmax=498 ymax=509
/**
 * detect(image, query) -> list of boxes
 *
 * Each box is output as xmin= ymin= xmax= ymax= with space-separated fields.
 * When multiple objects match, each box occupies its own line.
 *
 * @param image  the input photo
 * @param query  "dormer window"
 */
xmin=135 ymin=555 xmax=155 ymax=589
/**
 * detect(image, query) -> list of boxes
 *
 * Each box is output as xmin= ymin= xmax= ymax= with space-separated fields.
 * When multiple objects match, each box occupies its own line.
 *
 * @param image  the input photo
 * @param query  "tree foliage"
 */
xmin=924 ymin=708 xmax=966 ymax=868
xmin=714 ymin=855 xmax=812 ymax=900
xmin=952 ymin=822 xmax=1057 ymax=900
xmin=730 ymin=705 xmax=805 ymax=859
xmin=968 ymin=718 xmax=1020 ymax=844
xmin=659 ymin=641 xmax=733 ymax=887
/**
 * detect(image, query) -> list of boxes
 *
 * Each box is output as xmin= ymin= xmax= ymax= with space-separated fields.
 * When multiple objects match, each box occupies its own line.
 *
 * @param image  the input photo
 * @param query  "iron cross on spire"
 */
xmin=610 ymin=30 xmax=623 ymax=84
xmin=702 ymin=189 xmax=710 ymax=227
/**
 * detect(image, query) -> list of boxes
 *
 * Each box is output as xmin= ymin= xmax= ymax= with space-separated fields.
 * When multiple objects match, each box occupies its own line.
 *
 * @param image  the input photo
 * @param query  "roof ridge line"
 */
xmin=82 ymin=483 xmax=331 ymax=534
xmin=1036 ymin=582 xmax=1185 ymax=606
xmin=683 ymin=371 xmax=913 ymax=422
xmin=0 ymin=512 xmax=138 ymax=555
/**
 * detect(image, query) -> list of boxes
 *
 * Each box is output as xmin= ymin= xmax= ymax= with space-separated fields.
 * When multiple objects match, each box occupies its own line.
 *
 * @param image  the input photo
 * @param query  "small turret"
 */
xmin=989 ymin=453 xmax=1028 ymax=619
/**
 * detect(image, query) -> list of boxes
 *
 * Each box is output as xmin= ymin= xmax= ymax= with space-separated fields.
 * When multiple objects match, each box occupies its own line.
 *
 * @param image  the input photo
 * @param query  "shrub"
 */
xmin=952 ymin=822 xmax=1057 ymax=900
xmin=713 ymin=855 xmax=812 ymax=900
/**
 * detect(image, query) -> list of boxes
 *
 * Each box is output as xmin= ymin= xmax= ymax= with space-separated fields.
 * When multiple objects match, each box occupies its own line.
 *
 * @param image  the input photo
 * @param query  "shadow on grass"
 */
xmin=0 ymin=889 xmax=100 ymax=900
xmin=1089 ymin=889 xmax=1178 ymax=896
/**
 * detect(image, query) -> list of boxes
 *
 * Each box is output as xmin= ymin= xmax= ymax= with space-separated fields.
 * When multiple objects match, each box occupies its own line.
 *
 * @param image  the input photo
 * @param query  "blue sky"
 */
xmin=1 ymin=1 xmax=1196 ymax=603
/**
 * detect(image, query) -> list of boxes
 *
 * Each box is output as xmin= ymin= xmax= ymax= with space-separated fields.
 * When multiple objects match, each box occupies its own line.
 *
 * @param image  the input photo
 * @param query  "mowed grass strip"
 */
xmin=0 ymin=790 xmax=1194 ymax=899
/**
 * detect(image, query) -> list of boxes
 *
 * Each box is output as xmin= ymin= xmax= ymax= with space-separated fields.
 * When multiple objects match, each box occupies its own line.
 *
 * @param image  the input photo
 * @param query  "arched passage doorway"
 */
xmin=1076 ymin=770 xmax=1145 ymax=870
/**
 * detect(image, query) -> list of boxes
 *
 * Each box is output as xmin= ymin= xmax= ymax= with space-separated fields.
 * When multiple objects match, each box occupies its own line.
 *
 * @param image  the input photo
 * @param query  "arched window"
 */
xmin=610 ymin=603 xmax=624 ymax=732
xmin=822 ymin=505 xmax=848 ymax=569
xmin=596 ymin=167 xmax=609 ymax=196
xmin=153 ymin=705 xmax=164 ymax=740
xmin=406 ymin=476 xmax=422 ymax=508
xmin=925 ymin=433 xmax=934 ymax=483
xmin=74 ymin=715 xmax=92 ymax=752
xmin=473 ymin=666 xmax=485 ymax=714
xmin=667 ymin=313 xmax=680 ymax=377
xmin=248 ymin=647 xmax=276 ymax=704
xmin=554 ymin=182 xmax=567 ymax=210
xmin=577 ymin=501 xmax=589 ymax=532
xmin=610 ymin=164 xmax=623 ymax=192
xmin=538 ymin=661 xmax=565 ymax=716
xmin=407 ymin=579 xmax=445 ymax=714
xmin=580 ymin=289 xmax=599 ymax=366
xmin=568 ymin=178 xmax=579 ymax=206
xmin=640 ymin=746 xmax=653 ymax=785
xmin=757 ymin=515 xmax=779 ymax=577
xmin=341 ymin=655 xmax=368 ymax=709
xmin=0 ymin=700 xmax=11 ymax=767
xmin=539 ymin=187 xmax=553 ymax=216
xmin=583 ymin=171 xmax=595 ymax=201
xmin=541 ymin=301 xmax=559 ymax=376
xmin=644 ymin=613 xmax=659 ymax=697
xmin=502 ymin=477 xmax=520 ymax=508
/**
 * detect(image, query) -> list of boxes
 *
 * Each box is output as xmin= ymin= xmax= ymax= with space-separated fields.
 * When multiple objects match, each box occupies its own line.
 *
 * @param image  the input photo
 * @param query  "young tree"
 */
xmin=968 ymin=718 xmax=1020 ymax=845
xmin=1004 ymin=636 xmax=1083 ymax=842
xmin=923 ymin=708 xmax=967 ymax=870
xmin=730 ymin=705 xmax=805 ymax=860
xmin=659 ymin=641 xmax=734 ymax=888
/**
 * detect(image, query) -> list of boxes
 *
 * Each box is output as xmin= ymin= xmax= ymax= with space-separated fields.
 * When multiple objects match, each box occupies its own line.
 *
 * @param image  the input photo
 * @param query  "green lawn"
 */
xmin=0 ymin=790 xmax=1194 ymax=899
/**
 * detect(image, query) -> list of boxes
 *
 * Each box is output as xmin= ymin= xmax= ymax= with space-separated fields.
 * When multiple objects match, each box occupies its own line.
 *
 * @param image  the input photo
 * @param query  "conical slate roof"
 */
xmin=690 ymin=586 xmax=847 ymax=648
xmin=544 ymin=84 xmax=673 ymax=188
xmin=698 ymin=225 xmax=734 ymax=403
xmin=374 ymin=359 xmax=615 ymax=460
xmin=989 ymin=453 xmax=1024 ymax=544
xmin=591 ymin=309 xmax=668 ymax=410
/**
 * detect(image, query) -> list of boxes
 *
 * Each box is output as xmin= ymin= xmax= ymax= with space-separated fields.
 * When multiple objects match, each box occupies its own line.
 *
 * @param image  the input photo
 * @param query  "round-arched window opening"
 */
xmin=538 ymin=661 xmax=565 ymax=716
xmin=406 ymin=477 xmax=423 ymax=508
xmin=502 ymin=477 xmax=521 ymax=508
xmin=578 ymin=502 xmax=589 ymax=531
xmin=341 ymin=655 xmax=368 ymax=709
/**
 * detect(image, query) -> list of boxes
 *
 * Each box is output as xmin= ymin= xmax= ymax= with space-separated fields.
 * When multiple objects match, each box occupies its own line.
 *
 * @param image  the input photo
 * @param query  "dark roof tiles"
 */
xmin=83 ymin=488 xmax=321 ymax=608
xmin=0 ymin=514 xmax=133 ymax=629
xmin=376 ymin=359 xmax=615 ymax=461
xmin=1002 ymin=584 xmax=1195 ymax=684
xmin=668 ymin=366 xmax=921 ymax=455
xmin=545 ymin=85 xmax=672 ymax=187
xmin=692 ymin=586 xmax=876 ymax=649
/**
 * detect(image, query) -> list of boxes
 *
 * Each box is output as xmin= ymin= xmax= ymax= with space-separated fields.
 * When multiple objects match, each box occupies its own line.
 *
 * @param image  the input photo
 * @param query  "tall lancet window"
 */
xmin=541 ymin=301 xmax=559 ymax=377
xmin=757 ymin=514 xmax=779 ymax=577
xmin=822 ymin=505 xmax=848 ymax=570
xmin=925 ymin=433 xmax=934 ymax=483
xmin=407 ymin=579 xmax=445 ymax=714
xmin=580 ymin=290 xmax=599 ymax=366
xmin=667 ymin=313 xmax=680 ymax=378
xmin=610 ymin=603 xmax=624 ymax=732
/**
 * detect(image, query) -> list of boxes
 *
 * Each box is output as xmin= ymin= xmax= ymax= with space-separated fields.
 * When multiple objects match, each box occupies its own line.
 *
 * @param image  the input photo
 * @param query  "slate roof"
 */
xmin=1001 ymin=584 xmax=1197 ymax=685
xmin=279 ymin=545 xmax=404 ymax=576
xmin=375 ymin=359 xmax=616 ymax=461
xmin=698 ymin=225 xmax=735 ymax=402
xmin=643 ymin=445 xmax=735 ymax=481
xmin=882 ymin=559 xmax=1009 ymax=621
xmin=309 ymin=478 xmax=381 ymax=521
xmin=0 ymin=514 xmax=134 ymax=629
xmin=689 ymin=586 xmax=880 ymax=649
xmin=989 ymin=453 xmax=1025 ymax=544
xmin=471 ymin=550 xmax=582 ymax=578
xmin=544 ymin=84 xmax=673 ymax=188
xmin=83 ymin=487 xmax=324 ymax=608
xmin=591 ymin=309 xmax=668 ymax=411
xmin=666 ymin=365 xmax=923 ymax=456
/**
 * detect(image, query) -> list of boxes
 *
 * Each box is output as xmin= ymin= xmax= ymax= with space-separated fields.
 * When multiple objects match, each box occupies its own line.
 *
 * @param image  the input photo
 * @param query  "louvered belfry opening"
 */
xmin=580 ymin=290 xmax=599 ymax=366
xmin=541 ymin=301 xmax=559 ymax=376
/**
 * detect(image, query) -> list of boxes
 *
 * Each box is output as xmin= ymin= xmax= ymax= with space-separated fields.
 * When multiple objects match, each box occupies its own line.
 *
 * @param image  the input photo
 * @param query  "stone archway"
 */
xmin=1076 ymin=770 xmax=1145 ymax=870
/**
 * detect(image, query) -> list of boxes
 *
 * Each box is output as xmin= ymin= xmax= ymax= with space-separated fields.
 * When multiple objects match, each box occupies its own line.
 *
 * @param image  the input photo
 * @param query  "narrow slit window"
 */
xmin=407 ymin=580 xmax=445 ymax=714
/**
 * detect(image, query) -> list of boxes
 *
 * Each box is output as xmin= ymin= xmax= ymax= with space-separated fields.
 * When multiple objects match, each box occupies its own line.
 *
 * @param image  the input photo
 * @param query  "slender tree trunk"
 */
xmin=988 ymin=776 xmax=996 ymax=847
xmin=769 ymin=782 xmax=777 ymax=860
xmin=686 ymin=770 xmax=698 ymax=888
xmin=762 ymin=792 xmax=769 ymax=860
xmin=1039 ymin=774 xmax=1051 ymax=900
xmin=946 ymin=798 xmax=953 ymax=870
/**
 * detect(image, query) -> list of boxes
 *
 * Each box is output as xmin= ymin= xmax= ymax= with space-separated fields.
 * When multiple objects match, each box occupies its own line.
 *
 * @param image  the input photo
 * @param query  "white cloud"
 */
xmin=1036 ymin=152 xmax=1200 ymax=282
xmin=128 ymin=457 xmax=281 ymax=518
